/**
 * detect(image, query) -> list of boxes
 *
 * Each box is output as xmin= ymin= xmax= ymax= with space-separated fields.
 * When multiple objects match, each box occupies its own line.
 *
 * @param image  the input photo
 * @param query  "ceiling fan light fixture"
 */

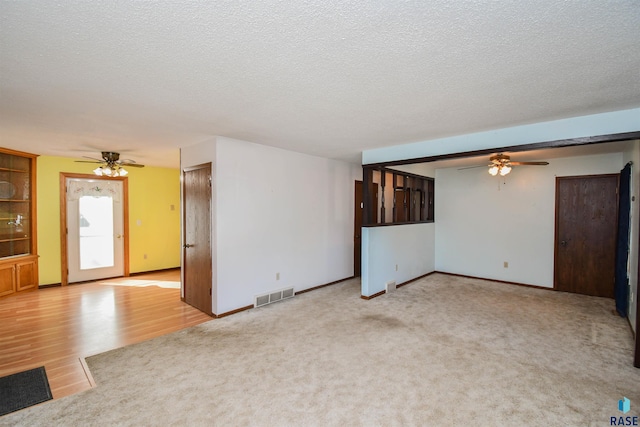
xmin=93 ymin=165 xmax=128 ymax=177
xmin=80 ymin=151 xmax=144 ymax=176
xmin=499 ymin=165 xmax=511 ymax=176
xmin=487 ymin=153 xmax=513 ymax=177
xmin=459 ymin=153 xmax=547 ymax=176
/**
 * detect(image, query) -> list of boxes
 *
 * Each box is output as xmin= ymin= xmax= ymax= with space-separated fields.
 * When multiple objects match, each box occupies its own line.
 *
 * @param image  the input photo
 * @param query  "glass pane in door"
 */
xmin=78 ymin=196 xmax=114 ymax=270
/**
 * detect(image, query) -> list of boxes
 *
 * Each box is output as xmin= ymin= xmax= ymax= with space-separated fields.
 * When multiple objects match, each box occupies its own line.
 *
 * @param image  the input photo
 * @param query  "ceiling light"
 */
xmin=499 ymin=165 xmax=511 ymax=176
xmin=93 ymin=165 xmax=127 ymax=177
xmin=83 ymin=151 xmax=143 ymax=176
xmin=488 ymin=154 xmax=513 ymax=177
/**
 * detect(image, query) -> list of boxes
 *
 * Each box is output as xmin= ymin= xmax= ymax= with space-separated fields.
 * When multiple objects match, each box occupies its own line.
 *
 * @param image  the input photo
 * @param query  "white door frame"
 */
xmin=60 ymin=173 xmax=129 ymax=286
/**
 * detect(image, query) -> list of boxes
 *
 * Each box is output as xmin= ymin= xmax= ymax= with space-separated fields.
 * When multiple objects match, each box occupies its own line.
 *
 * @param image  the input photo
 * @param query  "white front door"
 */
xmin=66 ymin=178 xmax=124 ymax=283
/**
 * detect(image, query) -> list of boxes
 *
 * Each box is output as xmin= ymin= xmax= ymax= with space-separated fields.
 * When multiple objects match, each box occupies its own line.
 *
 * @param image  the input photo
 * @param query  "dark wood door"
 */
xmin=554 ymin=175 xmax=619 ymax=298
xmin=393 ymin=189 xmax=413 ymax=222
xmin=354 ymin=182 xmax=363 ymax=277
xmin=394 ymin=190 xmax=405 ymax=222
xmin=354 ymin=181 xmax=378 ymax=277
xmin=183 ymin=164 xmax=213 ymax=315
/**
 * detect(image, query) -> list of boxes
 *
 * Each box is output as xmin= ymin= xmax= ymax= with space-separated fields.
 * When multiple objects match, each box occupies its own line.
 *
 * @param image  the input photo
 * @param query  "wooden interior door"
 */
xmin=354 ymin=182 xmax=363 ymax=277
xmin=554 ymin=175 xmax=619 ymax=298
xmin=183 ymin=164 xmax=213 ymax=315
xmin=354 ymin=181 xmax=378 ymax=277
xmin=394 ymin=189 xmax=410 ymax=222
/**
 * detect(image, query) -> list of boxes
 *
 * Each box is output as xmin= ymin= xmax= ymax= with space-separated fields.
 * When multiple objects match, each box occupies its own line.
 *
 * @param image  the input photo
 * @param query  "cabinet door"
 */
xmin=0 ymin=263 xmax=15 ymax=296
xmin=16 ymin=259 xmax=37 ymax=291
xmin=0 ymin=149 xmax=36 ymax=260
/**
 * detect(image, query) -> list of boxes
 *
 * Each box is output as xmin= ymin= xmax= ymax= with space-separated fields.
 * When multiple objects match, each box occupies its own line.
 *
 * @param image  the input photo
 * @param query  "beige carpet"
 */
xmin=2 ymin=274 xmax=638 ymax=426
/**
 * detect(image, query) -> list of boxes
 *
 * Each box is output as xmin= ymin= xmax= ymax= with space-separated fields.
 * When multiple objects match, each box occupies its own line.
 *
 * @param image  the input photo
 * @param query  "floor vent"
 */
xmin=386 ymin=281 xmax=397 ymax=293
xmin=254 ymin=287 xmax=295 ymax=308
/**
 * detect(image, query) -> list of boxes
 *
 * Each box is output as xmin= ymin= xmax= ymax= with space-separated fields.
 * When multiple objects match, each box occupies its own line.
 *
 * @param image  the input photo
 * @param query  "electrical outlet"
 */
xmin=395 ymin=264 xmax=398 ymax=271
xmin=276 ymin=272 xmax=280 ymax=280
xmin=503 ymin=261 xmax=508 ymax=268
xmin=144 ymin=254 xmax=147 ymax=260
xmin=170 ymin=204 xmax=175 ymax=211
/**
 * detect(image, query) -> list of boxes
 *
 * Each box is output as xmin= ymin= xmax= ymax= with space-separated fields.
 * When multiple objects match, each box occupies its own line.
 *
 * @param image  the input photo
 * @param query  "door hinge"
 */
xmin=209 ymin=288 xmax=212 ymax=296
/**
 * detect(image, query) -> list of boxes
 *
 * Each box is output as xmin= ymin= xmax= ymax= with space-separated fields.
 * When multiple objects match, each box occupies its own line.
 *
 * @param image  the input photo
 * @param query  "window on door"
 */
xmin=78 ymin=196 xmax=115 ymax=270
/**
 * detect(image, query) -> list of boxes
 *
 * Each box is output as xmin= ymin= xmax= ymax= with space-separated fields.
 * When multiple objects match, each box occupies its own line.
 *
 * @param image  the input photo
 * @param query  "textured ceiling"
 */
xmin=1 ymin=1 xmax=639 ymax=168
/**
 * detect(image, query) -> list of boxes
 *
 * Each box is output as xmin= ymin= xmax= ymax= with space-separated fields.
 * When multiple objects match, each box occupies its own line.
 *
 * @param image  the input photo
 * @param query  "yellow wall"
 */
xmin=37 ymin=156 xmax=181 ymax=285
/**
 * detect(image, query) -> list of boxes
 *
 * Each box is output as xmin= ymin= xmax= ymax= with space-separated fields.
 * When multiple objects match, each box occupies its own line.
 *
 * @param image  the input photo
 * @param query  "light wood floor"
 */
xmin=0 ymin=269 xmax=212 ymax=399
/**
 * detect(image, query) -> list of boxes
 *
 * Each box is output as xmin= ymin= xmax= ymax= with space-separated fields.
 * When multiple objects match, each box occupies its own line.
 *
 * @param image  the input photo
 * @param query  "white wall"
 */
xmin=435 ymin=152 xmax=624 ymax=287
xmin=623 ymin=140 xmax=640 ymax=333
xmin=360 ymin=164 xmax=436 ymax=297
xmin=182 ymin=136 xmax=360 ymax=315
xmin=361 ymin=223 xmax=435 ymax=296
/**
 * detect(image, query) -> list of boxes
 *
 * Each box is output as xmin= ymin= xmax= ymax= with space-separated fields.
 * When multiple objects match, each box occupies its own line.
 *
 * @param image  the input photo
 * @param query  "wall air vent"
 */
xmin=386 ymin=281 xmax=397 ymax=293
xmin=282 ymin=288 xmax=294 ymax=299
xmin=256 ymin=295 xmax=270 ymax=307
xmin=254 ymin=287 xmax=295 ymax=308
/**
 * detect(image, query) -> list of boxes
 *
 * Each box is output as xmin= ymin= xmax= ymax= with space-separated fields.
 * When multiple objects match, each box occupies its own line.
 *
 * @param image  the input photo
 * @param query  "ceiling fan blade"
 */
xmin=510 ymin=161 xmax=549 ymax=166
xmin=75 ymin=152 xmax=145 ymax=169
xmin=118 ymin=158 xmax=145 ymax=168
xmin=457 ymin=165 xmax=489 ymax=170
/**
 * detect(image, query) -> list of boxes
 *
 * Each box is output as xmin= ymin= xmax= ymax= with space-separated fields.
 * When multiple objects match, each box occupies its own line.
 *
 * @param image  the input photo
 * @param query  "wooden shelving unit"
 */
xmin=0 ymin=147 xmax=38 ymax=297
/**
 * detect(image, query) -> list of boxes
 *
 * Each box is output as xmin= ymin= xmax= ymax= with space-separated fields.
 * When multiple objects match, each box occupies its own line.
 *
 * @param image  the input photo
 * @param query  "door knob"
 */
xmin=560 ymin=240 xmax=567 ymax=247
xmin=116 ymin=234 xmax=123 ymax=239
xmin=184 ymin=244 xmax=194 ymax=248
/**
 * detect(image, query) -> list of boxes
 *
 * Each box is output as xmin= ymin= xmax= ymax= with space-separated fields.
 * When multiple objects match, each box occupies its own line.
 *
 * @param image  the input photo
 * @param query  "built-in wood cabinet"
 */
xmin=0 ymin=148 xmax=38 ymax=297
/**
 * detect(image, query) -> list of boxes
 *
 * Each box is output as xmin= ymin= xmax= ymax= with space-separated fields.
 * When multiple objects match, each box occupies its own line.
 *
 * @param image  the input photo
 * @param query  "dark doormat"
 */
xmin=0 ymin=366 xmax=53 ymax=416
